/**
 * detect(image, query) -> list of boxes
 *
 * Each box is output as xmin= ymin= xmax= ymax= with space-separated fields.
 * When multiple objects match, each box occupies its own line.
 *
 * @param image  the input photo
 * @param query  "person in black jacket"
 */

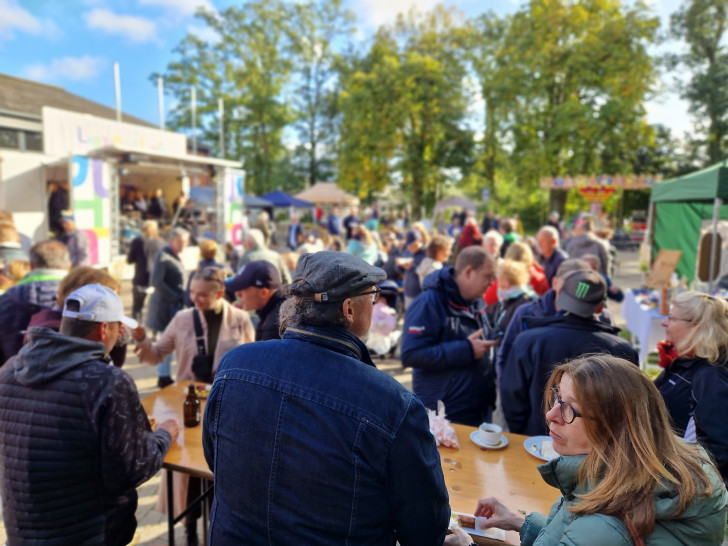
xmin=655 ymin=290 xmax=728 ymax=482
xmin=0 ymin=284 xmax=179 ymax=545
xmin=126 ymin=220 xmax=165 ymax=322
xmin=226 ymin=260 xmax=286 ymax=341
xmin=401 ymin=246 xmax=499 ymax=426
xmin=501 ymin=269 xmax=638 ymax=436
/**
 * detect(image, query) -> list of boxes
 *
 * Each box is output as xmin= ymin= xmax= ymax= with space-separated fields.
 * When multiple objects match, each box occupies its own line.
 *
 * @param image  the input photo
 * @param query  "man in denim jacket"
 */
xmin=203 ymin=251 xmax=450 ymax=545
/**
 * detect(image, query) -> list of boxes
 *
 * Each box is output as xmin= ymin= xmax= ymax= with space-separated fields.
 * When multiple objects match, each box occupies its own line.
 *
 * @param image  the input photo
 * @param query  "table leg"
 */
xmin=167 ymin=468 xmax=175 ymax=546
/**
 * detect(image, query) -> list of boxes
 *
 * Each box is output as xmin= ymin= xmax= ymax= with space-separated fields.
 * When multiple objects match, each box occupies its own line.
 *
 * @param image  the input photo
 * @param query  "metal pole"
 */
xmin=191 ymin=87 xmax=197 ymax=154
xmin=113 ymin=63 xmax=122 ymax=122
xmin=709 ymin=197 xmax=722 ymax=292
xmin=218 ymin=97 xmax=224 ymax=157
xmin=158 ymin=77 xmax=165 ymax=130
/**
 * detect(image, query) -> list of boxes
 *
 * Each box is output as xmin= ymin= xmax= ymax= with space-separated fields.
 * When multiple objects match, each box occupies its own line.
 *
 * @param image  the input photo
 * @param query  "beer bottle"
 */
xmin=183 ymin=384 xmax=201 ymax=427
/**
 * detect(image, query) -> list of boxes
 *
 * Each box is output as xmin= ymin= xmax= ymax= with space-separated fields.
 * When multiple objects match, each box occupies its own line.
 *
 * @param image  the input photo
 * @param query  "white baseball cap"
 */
xmin=62 ymin=283 xmax=138 ymax=329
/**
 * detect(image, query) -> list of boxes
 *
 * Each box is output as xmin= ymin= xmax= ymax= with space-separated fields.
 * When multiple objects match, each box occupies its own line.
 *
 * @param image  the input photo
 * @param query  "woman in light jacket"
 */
xmin=447 ymin=355 xmax=728 ymax=546
xmin=132 ymin=265 xmax=255 ymax=544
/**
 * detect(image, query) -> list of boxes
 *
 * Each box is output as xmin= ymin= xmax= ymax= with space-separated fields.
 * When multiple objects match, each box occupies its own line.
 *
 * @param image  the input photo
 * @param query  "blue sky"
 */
xmin=1 ymin=0 xmax=690 ymax=137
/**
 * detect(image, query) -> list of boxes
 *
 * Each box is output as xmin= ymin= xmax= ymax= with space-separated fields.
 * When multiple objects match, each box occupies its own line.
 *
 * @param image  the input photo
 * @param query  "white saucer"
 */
xmin=470 ymin=430 xmax=509 ymax=450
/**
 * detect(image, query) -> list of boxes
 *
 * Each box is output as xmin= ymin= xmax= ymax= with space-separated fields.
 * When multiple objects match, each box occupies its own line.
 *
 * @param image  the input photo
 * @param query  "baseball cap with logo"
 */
xmin=556 ymin=269 xmax=606 ymax=317
xmin=225 ymin=260 xmax=282 ymax=292
xmin=62 ymin=283 xmax=138 ymax=328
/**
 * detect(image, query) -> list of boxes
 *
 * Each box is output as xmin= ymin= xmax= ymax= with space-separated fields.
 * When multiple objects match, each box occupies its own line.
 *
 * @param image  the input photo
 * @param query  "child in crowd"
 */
xmin=416 ymin=234 xmax=452 ymax=286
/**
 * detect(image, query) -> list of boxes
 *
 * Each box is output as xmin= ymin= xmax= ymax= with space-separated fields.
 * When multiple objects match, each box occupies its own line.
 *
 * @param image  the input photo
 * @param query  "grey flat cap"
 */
xmin=291 ymin=251 xmax=386 ymax=302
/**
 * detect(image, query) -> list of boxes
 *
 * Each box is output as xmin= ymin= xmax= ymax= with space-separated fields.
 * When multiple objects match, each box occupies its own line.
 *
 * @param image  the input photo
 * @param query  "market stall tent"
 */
xmin=649 ymin=161 xmax=728 ymax=286
xmin=294 ymin=182 xmax=359 ymax=206
xmin=259 ymin=189 xmax=313 ymax=208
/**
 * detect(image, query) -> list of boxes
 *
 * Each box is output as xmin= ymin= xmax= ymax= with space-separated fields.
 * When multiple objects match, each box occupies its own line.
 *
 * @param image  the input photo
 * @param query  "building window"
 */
xmin=24 ymin=131 xmax=43 ymax=152
xmin=0 ymin=128 xmax=19 ymax=150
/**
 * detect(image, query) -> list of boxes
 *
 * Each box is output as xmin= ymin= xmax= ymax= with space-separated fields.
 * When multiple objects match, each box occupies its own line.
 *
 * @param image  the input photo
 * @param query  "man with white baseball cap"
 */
xmin=0 ymin=283 xmax=180 ymax=545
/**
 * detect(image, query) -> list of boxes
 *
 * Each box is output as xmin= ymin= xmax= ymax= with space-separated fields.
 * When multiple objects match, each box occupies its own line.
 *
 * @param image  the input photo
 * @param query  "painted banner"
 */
xmin=43 ymin=106 xmax=186 ymax=157
xmin=539 ymin=174 xmax=662 ymax=190
xmin=70 ymin=155 xmax=111 ymax=265
xmin=224 ymin=169 xmax=245 ymax=245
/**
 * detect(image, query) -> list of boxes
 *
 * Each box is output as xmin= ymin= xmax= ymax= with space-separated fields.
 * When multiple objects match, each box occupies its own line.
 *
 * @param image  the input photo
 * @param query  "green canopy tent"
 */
xmin=649 ymin=161 xmax=728 ymax=287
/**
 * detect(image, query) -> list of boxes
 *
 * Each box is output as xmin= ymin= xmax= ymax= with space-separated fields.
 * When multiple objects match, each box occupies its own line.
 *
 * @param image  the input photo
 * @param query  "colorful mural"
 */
xmin=71 ymin=155 xmax=111 ymax=265
xmin=225 ymin=169 xmax=245 ymax=245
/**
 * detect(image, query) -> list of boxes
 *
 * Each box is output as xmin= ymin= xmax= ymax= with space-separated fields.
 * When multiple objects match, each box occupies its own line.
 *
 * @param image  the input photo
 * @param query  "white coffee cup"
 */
xmin=478 ymin=423 xmax=502 ymax=446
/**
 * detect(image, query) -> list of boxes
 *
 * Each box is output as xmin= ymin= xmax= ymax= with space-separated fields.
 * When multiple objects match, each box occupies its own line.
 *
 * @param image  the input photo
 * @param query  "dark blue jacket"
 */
xmin=0 ymin=328 xmax=171 ymax=545
xmin=401 ymin=267 xmax=495 ymax=426
xmin=655 ymin=357 xmax=728 ymax=482
xmin=541 ymin=247 xmax=568 ymax=287
xmin=145 ymin=246 xmax=185 ymax=332
xmin=501 ymin=313 xmax=638 ymax=436
xmin=203 ymin=324 xmax=449 ymax=545
xmin=0 ymin=268 xmax=66 ymax=365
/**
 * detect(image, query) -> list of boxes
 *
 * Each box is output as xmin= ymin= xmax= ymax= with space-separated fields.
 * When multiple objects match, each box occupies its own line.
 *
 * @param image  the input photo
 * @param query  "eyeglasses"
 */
xmin=354 ymin=286 xmax=380 ymax=303
xmin=666 ymin=315 xmax=692 ymax=323
xmin=548 ymin=387 xmax=585 ymax=424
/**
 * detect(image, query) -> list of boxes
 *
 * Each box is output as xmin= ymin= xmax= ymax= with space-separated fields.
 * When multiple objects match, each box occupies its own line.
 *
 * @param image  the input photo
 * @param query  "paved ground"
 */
xmin=0 ymin=249 xmax=644 ymax=545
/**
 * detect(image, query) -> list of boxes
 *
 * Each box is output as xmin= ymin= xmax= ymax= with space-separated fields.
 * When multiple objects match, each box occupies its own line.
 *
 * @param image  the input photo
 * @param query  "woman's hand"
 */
xmin=474 ymin=497 xmax=526 ymax=531
xmin=443 ymin=526 xmax=473 ymax=546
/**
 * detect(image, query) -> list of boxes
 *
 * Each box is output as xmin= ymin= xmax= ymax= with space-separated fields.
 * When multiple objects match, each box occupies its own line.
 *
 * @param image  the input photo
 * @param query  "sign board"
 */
xmin=70 ymin=155 xmax=112 ymax=266
xmin=539 ymin=174 xmax=661 ymax=190
xmin=223 ymin=168 xmax=245 ymax=245
xmin=43 ymin=106 xmax=186 ymax=157
xmin=645 ymin=249 xmax=683 ymax=289
xmin=482 ymin=188 xmax=490 ymax=204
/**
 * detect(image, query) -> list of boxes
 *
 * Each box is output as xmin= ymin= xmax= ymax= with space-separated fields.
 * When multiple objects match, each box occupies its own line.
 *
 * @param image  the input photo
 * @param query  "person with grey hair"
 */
xmin=202 ymin=251 xmax=450 ymax=544
xmin=563 ymin=216 xmax=610 ymax=274
xmin=126 ymin=220 xmax=165 ymax=322
xmin=238 ymin=228 xmax=292 ymax=284
xmin=0 ymin=240 xmax=70 ymax=364
xmin=145 ymin=227 xmax=189 ymax=388
xmin=536 ymin=225 xmax=568 ymax=287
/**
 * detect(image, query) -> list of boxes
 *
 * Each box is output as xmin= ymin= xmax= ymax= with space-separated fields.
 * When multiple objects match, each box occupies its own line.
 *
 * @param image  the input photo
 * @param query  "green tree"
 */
xmin=670 ymin=0 xmax=728 ymax=163
xmin=153 ymin=3 xmax=294 ymax=195
xmin=337 ymin=6 xmax=474 ymax=218
xmin=491 ymin=0 xmax=659 ymax=214
xmin=287 ymin=0 xmax=355 ymax=187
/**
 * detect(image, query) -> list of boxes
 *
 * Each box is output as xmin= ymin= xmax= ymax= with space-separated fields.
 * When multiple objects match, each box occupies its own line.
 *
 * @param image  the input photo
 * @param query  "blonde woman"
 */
xmin=447 ymin=355 xmax=728 ymax=546
xmin=655 ymin=291 xmax=728 ymax=483
xmin=487 ymin=259 xmax=534 ymax=336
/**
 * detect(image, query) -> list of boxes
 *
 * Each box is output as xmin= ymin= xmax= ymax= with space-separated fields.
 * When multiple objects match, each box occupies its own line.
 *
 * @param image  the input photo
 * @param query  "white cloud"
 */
xmin=138 ymin=0 xmax=214 ymax=16
xmin=187 ymin=23 xmax=220 ymax=44
xmin=22 ymin=55 xmax=108 ymax=83
xmin=0 ymin=0 xmax=59 ymax=40
xmin=355 ymin=0 xmax=437 ymax=28
xmin=84 ymin=8 xmax=158 ymax=43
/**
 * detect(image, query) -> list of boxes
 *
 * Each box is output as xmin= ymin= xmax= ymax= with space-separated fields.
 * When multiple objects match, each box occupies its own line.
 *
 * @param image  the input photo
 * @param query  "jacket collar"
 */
xmin=538 ymin=454 xmax=587 ymax=498
xmin=283 ymin=324 xmax=375 ymax=368
xmin=525 ymin=312 xmax=620 ymax=335
xmin=257 ymin=290 xmax=285 ymax=322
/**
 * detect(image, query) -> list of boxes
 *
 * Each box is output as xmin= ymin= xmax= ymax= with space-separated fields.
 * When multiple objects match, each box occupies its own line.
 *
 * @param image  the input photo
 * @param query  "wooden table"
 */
xmin=142 ymin=382 xmax=212 ymax=545
xmin=143 ymin=386 xmax=557 ymax=545
xmin=439 ymin=424 xmax=557 ymax=545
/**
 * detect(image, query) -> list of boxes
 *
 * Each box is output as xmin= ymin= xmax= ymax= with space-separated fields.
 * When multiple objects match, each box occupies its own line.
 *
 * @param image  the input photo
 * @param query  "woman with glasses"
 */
xmin=131 ymin=266 xmax=255 ymax=545
xmin=446 ymin=355 xmax=728 ymax=546
xmin=654 ymin=291 xmax=728 ymax=483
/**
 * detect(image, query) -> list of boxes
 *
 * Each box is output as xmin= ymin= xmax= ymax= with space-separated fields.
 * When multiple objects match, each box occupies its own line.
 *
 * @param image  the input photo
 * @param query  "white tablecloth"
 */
xmin=621 ymin=290 xmax=665 ymax=367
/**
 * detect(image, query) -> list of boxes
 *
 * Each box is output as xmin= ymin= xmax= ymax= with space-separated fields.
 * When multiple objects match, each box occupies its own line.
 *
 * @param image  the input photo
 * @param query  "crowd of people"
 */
xmin=0 ymin=202 xmax=726 ymax=545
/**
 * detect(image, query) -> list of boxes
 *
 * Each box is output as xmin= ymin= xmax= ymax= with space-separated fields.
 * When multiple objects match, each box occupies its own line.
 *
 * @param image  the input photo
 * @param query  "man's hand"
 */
xmin=156 ymin=418 xmax=181 ymax=443
xmin=130 ymin=325 xmax=146 ymax=343
xmin=468 ymin=329 xmax=498 ymax=359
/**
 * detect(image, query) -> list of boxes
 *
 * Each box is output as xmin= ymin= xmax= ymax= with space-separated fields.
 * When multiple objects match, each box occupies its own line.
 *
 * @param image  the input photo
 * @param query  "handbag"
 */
xmin=191 ymin=310 xmax=214 ymax=382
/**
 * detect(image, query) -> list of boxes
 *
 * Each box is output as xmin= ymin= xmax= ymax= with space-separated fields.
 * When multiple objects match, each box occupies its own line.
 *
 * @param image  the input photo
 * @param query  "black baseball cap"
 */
xmin=556 ymin=269 xmax=606 ymax=317
xmin=225 ymin=260 xmax=281 ymax=292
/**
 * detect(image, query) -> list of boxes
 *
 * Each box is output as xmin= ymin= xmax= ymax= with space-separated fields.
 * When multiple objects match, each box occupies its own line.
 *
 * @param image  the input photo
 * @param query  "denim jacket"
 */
xmin=203 ymin=324 xmax=450 ymax=545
